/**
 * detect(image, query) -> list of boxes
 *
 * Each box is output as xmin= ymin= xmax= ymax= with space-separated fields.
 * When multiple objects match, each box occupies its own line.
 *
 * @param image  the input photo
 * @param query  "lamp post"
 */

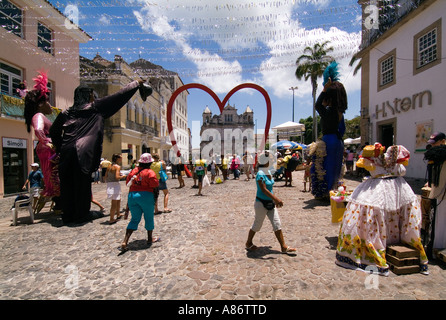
xmin=289 ymin=86 xmax=298 ymax=123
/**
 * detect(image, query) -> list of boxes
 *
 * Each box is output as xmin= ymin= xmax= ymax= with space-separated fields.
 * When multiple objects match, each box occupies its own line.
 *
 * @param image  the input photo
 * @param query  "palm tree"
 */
xmin=349 ymin=52 xmax=362 ymax=76
xmin=295 ymin=41 xmax=334 ymax=141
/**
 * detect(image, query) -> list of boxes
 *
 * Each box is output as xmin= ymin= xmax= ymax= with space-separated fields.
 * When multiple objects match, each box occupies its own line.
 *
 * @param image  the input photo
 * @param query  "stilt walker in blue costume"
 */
xmin=310 ymin=62 xmax=347 ymax=199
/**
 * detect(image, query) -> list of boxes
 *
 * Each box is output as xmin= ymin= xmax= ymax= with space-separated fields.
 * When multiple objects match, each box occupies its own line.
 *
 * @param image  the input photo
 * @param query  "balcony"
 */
xmin=1 ymin=93 xmax=58 ymax=122
xmin=125 ymin=120 xmax=159 ymax=137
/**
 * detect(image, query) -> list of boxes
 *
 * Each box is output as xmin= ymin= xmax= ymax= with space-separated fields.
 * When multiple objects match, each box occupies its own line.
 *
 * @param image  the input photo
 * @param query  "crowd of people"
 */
xmin=19 ymin=67 xmax=446 ymax=276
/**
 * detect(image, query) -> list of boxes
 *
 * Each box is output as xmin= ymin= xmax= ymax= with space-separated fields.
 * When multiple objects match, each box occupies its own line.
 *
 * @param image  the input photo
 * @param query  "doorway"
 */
xmin=377 ymin=119 xmax=396 ymax=149
xmin=3 ymin=147 xmax=27 ymax=195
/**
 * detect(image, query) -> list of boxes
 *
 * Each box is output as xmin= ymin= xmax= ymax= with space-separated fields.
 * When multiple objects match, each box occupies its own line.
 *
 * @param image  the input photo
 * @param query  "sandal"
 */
xmin=118 ymin=244 xmax=128 ymax=252
xmin=147 ymin=236 xmax=161 ymax=244
xmin=163 ymin=209 xmax=172 ymax=213
xmin=245 ymin=244 xmax=258 ymax=251
xmin=281 ymin=246 xmax=297 ymax=254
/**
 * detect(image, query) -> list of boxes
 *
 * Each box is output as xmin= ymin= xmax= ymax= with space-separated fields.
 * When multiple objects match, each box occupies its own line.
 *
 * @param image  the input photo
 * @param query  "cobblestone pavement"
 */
xmin=0 ymin=170 xmax=445 ymax=300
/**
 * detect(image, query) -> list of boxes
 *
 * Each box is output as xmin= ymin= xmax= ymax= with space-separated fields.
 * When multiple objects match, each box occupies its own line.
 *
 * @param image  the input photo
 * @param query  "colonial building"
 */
xmin=80 ymin=54 xmax=188 ymax=166
xmin=357 ymin=0 xmax=445 ymax=178
xmin=200 ymin=104 xmax=254 ymax=158
xmin=0 ymin=0 xmax=90 ymax=197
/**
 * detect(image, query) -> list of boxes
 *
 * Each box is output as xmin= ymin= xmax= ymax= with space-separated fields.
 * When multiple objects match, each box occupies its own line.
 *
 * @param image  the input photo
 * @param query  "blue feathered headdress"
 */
xmin=323 ymin=61 xmax=340 ymax=86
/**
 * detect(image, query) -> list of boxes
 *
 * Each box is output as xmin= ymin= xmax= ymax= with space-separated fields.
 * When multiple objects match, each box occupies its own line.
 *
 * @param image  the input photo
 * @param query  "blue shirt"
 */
xmin=28 ymin=170 xmax=43 ymax=188
xmin=256 ymin=170 xmax=274 ymax=201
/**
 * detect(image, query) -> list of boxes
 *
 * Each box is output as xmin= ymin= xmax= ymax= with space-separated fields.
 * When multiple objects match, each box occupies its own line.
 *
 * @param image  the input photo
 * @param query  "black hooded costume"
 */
xmin=50 ymin=80 xmax=147 ymax=223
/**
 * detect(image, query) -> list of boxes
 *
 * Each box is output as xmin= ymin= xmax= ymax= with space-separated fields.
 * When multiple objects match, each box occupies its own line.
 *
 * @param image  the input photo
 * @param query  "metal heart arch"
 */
xmin=167 ymin=83 xmax=272 ymax=157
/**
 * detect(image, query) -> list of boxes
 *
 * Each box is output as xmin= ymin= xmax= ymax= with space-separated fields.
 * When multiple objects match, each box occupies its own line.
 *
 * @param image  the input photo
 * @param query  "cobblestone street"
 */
xmin=0 ymin=170 xmax=445 ymax=301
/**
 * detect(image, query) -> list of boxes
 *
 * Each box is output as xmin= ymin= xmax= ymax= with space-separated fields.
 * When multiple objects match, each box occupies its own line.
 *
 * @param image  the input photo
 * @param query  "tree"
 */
xmin=295 ymin=41 xmax=334 ymax=142
xmin=299 ymin=115 xmax=321 ymax=145
xmin=349 ymin=52 xmax=362 ymax=76
xmin=343 ymin=116 xmax=361 ymax=140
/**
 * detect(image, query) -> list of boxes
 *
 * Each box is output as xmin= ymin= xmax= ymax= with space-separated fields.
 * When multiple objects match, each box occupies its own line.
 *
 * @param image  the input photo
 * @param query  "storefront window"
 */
xmin=2 ymin=137 xmax=27 ymax=195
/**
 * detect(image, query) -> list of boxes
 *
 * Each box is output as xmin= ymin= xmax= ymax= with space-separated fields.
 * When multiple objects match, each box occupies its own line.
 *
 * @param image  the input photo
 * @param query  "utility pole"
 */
xmin=289 ymin=86 xmax=298 ymax=122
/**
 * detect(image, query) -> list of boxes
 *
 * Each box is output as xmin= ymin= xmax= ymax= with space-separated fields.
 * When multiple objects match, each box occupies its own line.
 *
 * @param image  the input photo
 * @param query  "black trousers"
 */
xmin=59 ymin=147 xmax=92 ymax=223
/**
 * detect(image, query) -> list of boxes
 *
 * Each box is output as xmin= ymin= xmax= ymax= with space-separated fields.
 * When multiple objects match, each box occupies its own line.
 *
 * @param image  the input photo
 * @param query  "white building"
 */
xmin=357 ymin=0 xmax=445 ymax=179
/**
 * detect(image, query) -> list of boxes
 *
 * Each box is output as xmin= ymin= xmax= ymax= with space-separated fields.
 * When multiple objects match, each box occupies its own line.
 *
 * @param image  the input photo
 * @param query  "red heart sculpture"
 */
xmin=167 ymin=83 xmax=272 ymax=157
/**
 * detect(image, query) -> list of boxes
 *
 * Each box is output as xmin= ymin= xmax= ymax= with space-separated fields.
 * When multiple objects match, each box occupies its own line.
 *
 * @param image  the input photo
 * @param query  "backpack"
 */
xmin=287 ymin=155 xmax=299 ymax=171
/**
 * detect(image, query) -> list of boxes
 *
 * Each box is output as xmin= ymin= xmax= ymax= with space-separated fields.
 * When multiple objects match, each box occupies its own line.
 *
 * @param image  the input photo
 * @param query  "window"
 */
xmin=47 ymin=81 xmax=55 ymax=106
xmin=0 ymin=61 xmax=22 ymax=96
xmin=0 ymin=0 xmax=23 ymax=38
xmin=377 ymin=48 xmax=396 ymax=92
xmin=37 ymin=22 xmax=53 ymax=55
xmin=418 ymin=28 xmax=437 ymax=68
xmin=381 ymin=56 xmax=394 ymax=86
xmin=414 ymin=19 xmax=442 ymax=75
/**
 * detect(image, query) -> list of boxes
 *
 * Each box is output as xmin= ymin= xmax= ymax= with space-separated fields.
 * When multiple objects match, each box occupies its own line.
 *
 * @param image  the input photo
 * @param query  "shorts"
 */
xmin=106 ymin=182 xmax=121 ymax=200
xmin=285 ymin=170 xmax=292 ymax=178
xmin=251 ymin=200 xmax=282 ymax=232
xmin=30 ymin=186 xmax=41 ymax=198
xmin=197 ymin=174 xmax=204 ymax=183
xmin=158 ymin=179 xmax=167 ymax=190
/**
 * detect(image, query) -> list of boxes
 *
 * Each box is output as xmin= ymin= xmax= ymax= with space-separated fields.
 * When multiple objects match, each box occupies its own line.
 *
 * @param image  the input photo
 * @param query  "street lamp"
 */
xmin=289 ymin=86 xmax=298 ymax=122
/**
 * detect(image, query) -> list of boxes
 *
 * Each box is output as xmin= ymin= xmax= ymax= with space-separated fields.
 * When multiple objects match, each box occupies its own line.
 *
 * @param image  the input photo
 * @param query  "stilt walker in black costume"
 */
xmin=50 ymin=80 xmax=152 ymax=224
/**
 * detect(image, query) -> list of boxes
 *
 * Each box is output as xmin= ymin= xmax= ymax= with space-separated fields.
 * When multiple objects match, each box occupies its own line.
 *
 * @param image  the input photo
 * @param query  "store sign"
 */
xmin=375 ymin=90 xmax=432 ymax=120
xmin=2 ymin=137 xmax=27 ymax=149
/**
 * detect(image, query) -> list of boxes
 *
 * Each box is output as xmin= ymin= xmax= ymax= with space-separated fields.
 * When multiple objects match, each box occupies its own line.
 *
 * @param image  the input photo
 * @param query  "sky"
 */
xmin=50 ymin=0 xmax=363 ymax=146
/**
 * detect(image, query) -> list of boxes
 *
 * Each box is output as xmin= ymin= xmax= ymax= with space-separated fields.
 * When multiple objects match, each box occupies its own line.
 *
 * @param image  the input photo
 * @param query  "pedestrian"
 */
xmin=242 ymin=152 xmax=254 ymax=181
xmin=176 ymin=158 xmax=185 ymax=188
xmin=311 ymin=62 xmax=347 ymax=200
xmin=303 ymin=158 xmax=312 ymax=192
xmin=150 ymin=153 xmax=171 ymax=213
xmin=91 ymin=195 xmax=105 ymax=211
xmin=283 ymin=150 xmax=294 ymax=187
xmin=50 ymin=79 xmax=152 ymax=224
xmin=230 ymin=154 xmax=240 ymax=179
xmin=336 ymin=144 xmax=429 ymax=275
xmin=105 ymin=154 xmax=126 ymax=224
xmin=220 ymin=155 xmax=229 ymax=182
xmin=171 ymin=160 xmax=177 ymax=179
xmin=194 ymin=157 xmax=207 ymax=196
xmin=119 ymin=153 xmax=160 ymax=252
xmin=424 ymin=132 xmax=446 ymax=259
xmin=100 ymin=158 xmax=111 ymax=183
xmin=92 ymin=165 xmax=101 ymax=184
xmin=345 ymin=147 xmax=355 ymax=174
xmin=208 ymin=158 xmax=217 ymax=184
xmin=22 ymin=163 xmax=44 ymax=211
xmin=245 ymin=152 xmax=297 ymax=254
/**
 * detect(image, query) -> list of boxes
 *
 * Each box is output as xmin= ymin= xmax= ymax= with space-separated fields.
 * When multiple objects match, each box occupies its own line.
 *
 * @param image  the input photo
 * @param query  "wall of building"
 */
xmin=367 ymin=0 xmax=445 ymax=178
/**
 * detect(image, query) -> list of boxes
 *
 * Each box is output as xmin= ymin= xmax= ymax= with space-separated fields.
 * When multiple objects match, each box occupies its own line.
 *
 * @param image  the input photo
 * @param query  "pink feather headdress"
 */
xmin=32 ymin=70 xmax=50 ymax=99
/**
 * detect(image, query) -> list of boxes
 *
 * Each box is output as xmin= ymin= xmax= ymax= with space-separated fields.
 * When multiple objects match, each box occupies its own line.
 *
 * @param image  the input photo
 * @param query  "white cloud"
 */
xmin=99 ymin=14 xmax=111 ymax=25
xmin=129 ymin=0 xmax=361 ymax=96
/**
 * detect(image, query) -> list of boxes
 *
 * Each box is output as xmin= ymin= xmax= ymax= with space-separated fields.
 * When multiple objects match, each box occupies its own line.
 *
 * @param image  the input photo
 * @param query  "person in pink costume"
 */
xmin=24 ymin=71 xmax=60 ymax=208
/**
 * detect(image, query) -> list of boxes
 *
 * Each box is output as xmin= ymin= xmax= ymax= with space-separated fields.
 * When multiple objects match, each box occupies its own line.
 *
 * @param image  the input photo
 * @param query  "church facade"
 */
xmin=199 ymin=104 xmax=254 ymax=159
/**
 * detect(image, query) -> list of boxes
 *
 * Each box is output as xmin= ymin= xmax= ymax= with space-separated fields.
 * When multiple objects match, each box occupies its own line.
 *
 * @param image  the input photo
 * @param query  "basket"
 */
xmin=330 ymin=190 xmax=347 ymax=223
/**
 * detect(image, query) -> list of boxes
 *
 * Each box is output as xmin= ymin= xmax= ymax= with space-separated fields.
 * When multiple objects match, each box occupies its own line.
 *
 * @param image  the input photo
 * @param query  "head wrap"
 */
xmin=323 ymin=61 xmax=340 ymax=86
xmin=32 ymin=71 xmax=49 ymax=100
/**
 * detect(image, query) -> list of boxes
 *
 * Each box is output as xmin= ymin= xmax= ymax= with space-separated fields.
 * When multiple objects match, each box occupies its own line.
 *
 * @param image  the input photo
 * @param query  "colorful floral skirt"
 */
xmin=336 ymin=176 xmax=428 ymax=276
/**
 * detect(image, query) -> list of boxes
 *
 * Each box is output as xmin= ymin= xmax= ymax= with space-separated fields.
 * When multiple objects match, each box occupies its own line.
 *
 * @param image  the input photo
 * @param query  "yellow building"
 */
xmin=80 ymin=54 xmax=188 ymax=168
